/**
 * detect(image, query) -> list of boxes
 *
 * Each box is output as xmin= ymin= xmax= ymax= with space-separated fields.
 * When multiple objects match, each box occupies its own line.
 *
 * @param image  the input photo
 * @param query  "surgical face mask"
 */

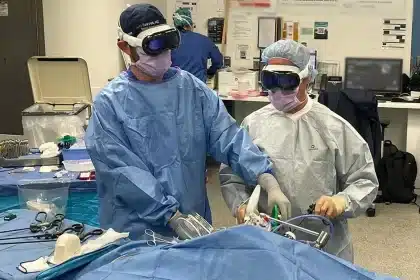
xmin=268 ymin=88 xmax=305 ymax=112
xmin=134 ymin=48 xmax=172 ymax=78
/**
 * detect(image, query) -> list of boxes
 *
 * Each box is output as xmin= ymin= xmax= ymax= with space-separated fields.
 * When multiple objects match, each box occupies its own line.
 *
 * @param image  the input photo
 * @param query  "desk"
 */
xmin=220 ymin=95 xmax=420 ymax=187
xmin=0 ymin=168 xmax=98 ymax=225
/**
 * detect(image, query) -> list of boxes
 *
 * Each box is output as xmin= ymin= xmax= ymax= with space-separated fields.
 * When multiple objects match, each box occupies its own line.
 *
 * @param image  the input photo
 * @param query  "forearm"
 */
xmin=335 ymin=137 xmax=379 ymax=218
xmin=219 ymin=164 xmax=252 ymax=217
xmin=209 ymin=119 xmax=272 ymax=185
xmin=336 ymin=159 xmax=379 ymax=218
xmin=92 ymin=158 xmax=179 ymax=225
xmin=337 ymin=179 xmax=378 ymax=218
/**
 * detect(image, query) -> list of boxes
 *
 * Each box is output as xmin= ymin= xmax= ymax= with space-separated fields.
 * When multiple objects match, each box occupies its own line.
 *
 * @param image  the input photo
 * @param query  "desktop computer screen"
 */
xmin=344 ymin=58 xmax=403 ymax=94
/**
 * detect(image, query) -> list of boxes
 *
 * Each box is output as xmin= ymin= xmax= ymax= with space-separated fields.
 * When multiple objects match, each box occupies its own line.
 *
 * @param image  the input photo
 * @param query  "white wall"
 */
xmin=165 ymin=1 xmax=414 ymax=74
xmin=43 ymin=0 xmax=166 ymax=98
xmin=164 ymin=0 xmax=415 ymax=151
xmin=223 ymin=1 xmax=413 ymax=75
xmin=165 ymin=0 xmax=225 ymax=35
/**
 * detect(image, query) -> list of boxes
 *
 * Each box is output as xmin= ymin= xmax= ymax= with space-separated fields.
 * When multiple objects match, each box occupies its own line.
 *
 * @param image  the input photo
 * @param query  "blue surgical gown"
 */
xmin=171 ymin=31 xmax=223 ymax=82
xmin=85 ymin=68 xmax=271 ymax=239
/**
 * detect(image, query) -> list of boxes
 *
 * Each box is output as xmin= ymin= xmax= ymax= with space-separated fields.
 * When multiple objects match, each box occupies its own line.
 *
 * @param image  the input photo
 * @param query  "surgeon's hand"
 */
xmin=236 ymin=204 xmax=247 ymax=224
xmin=168 ymin=211 xmax=213 ymax=240
xmin=315 ymin=195 xmax=348 ymax=218
xmin=258 ymin=173 xmax=291 ymax=220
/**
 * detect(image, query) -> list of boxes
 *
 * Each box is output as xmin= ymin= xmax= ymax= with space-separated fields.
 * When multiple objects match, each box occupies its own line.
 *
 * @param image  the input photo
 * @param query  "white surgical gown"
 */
xmin=220 ymin=98 xmax=379 ymax=262
xmin=85 ymin=68 xmax=272 ymax=239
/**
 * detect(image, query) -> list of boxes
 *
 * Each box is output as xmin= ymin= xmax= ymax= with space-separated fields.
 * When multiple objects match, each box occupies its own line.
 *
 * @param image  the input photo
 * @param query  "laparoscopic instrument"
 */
xmin=145 ymin=229 xmax=179 ymax=246
xmin=0 ymin=212 xmax=104 ymax=246
xmin=0 ymin=212 xmax=64 ymax=235
xmin=0 ymin=212 xmax=17 ymax=221
xmin=244 ymin=185 xmax=333 ymax=250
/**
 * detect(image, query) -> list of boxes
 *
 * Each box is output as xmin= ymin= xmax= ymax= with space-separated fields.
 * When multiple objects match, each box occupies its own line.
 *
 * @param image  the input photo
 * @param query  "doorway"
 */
xmin=0 ymin=0 xmax=45 ymax=135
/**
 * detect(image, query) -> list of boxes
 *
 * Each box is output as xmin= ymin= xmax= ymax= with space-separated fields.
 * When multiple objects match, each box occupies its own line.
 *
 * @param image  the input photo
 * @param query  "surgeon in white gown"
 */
xmin=219 ymin=40 xmax=379 ymax=263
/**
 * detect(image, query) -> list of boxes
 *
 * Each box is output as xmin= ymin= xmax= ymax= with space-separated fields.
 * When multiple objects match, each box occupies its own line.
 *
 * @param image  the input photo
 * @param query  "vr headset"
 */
xmin=118 ymin=24 xmax=180 ymax=56
xmin=261 ymin=63 xmax=310 ymax=91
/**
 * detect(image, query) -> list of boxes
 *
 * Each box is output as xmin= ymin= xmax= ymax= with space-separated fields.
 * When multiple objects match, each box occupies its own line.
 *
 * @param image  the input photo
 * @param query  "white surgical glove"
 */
xmin=315 ymin=195 xmax=348 ymax=218
xmin=257 ymin=173 xmax=291 ymax=220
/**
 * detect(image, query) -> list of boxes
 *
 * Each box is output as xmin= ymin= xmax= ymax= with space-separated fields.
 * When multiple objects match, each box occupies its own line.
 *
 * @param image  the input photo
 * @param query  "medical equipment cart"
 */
xmin=22 ymin=57 xmax=92 ymax=148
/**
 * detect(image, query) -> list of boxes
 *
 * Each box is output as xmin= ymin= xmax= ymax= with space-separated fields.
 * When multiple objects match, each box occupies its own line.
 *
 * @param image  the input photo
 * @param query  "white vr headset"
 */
xmin=261 ymin=62 xmax=311 ymax=91
xmin=117 ymin=24 xmax=180 ymax=56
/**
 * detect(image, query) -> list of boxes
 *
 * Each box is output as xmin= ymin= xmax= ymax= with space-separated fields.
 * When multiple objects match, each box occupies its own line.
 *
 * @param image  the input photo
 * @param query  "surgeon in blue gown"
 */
xmin=170 ymin=8 xmax=223 ymax=82
xmin=85 ymin=4 xmax=287 ymax=239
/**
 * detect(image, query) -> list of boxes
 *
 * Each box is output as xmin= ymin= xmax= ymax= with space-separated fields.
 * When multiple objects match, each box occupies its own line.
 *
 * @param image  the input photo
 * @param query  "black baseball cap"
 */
xmin=119 ymin=4 xmax=167 ymax=37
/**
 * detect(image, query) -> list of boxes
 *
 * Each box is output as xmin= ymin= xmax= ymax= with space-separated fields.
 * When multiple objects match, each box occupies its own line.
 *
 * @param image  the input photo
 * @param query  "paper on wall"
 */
xmin=282 ymin=21 xmax=299 ymax=41
xmin=231 ymin=12 xmax=253 ymax=39
xmin=300 ymin=27 xmax=313 ymax=36
xmin=0 ymin=1 xmax=8 ymax=17
xmin=258 ymin=18 xmax=277 ymax=48
xmin=277 ymin=0 xmax=405 ymax=17
xmin=382 ymin=19 xmax=407 ymax=49
xmin=278 ymin=0 xmax=337 ymax=7
xmin=236 ymin=44 xmax=250 ymax=60
xmin=217 ymin=0 xmax=225 ymax=15
xmin=314 ymin=22 xmax=328 ymax=40
xmin=341 ymin=0 xmax=405 ymax=17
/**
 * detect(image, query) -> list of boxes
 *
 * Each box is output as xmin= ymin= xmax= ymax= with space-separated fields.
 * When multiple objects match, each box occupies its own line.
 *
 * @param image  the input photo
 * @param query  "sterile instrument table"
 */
xmin=220 ymin=95 xmax=420 ymax=190
xmin=0 ymin=209 xmax=106 ymax=280
xmin=0 ymin=167 xmax=98 ymax=226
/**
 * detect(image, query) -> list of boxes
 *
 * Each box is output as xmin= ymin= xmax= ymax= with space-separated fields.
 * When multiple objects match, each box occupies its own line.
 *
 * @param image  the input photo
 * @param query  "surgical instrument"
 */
xmin=145 ymin=229 xmax=177 ymax=246
xmin=50 ymin=223 xmax=103 ymax=242
xmin=268 ymin=214 xmax=333 ymax=249
xmin=267 ymin=214 xmax=320 ymax=237
xmin=56 ymin=224 xmax=85 ymax=236
xmin=79 ymin=229 xmax=104 ymax=242
xmin=0 ymin=239 xmax=58 ymax=246
xmin=0 ymin=223 xmax=83 ymax=242
xmin=307 ymin=203 xmax=316 ymax=214
xmin=271 ymin=205 xmax=280 ymax=227
xmin=0 ymin=212 xmax=64 ymax=235
xmin=0 ymin=212 xmax=17 ymax=221
xmin=3 ymin=213 xmax=17 ymax=221
xmin=306 ymin=204 xmax=334 ymax=226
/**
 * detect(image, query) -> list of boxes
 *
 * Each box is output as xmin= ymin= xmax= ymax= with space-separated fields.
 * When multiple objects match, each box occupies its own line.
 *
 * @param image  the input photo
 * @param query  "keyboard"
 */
xmin=376 ymin=96 xmax=394 ymax=101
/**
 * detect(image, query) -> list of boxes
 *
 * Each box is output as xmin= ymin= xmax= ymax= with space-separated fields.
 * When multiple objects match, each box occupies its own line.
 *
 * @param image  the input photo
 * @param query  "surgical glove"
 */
xmin=315 ymin=195 xmax=348 ymax=218
xmin=258 ymin=173 xmax=291 ymax=220
xmin=168 ymin=211 xmax=213 ymax=240
xmin=236 ymin=204 xmax=247 ymax=224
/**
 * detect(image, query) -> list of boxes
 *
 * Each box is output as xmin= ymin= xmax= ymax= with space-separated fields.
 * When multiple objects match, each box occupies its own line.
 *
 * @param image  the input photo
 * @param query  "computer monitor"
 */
xmin=344 ymin=58 xmax=403 ymax=94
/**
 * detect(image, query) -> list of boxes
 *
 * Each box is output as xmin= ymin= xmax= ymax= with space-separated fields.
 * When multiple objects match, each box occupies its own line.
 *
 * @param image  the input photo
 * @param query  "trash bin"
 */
xmin=22 ymin=57 xmax=92 ymax=148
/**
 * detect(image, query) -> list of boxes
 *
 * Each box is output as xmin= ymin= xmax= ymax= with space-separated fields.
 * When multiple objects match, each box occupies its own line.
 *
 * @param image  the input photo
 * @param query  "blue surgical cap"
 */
xmin=262 ymin=39 xmax=318 ymax=81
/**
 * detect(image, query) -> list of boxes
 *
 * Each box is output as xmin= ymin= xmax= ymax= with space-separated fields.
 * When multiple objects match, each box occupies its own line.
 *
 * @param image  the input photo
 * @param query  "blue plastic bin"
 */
xmin=62 ymin=148 xmax=90 ymax=161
